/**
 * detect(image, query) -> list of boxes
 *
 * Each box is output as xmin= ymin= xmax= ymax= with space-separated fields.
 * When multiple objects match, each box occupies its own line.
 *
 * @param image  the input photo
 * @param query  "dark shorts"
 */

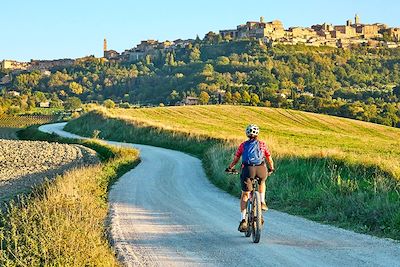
xmin=240 ymin=163 xmax=267 ymax=192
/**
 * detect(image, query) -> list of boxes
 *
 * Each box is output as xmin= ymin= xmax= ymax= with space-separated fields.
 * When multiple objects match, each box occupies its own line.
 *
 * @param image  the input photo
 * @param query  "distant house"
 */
xmin=184 ymin=96 xmax=199 ymax=105
xmin=176 ymin=96 xmax=200 ymax=106
xmin=301 ymin=92 xmax=314 ymax=97
xmin=39 ymin=101 xmax=50 ymax=108
xmin=41 ymin=70 xmax=51 ymax=76
xmin=7 ymin=90 xmax=20 ymax=97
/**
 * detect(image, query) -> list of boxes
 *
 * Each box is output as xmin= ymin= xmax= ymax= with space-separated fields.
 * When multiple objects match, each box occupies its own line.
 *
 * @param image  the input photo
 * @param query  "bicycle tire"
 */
xmin=252 ymin=191 xmax=262 ymax=243
xmin=245 ymin=199 xmax=252 ymax=237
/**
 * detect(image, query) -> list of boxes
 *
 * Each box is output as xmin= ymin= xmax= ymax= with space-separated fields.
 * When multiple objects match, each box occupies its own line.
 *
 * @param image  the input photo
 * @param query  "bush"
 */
xmin=119 ymin=102 xmax=131 ymax=109
xmin=103 ymin=99 xmax=116 ymax=109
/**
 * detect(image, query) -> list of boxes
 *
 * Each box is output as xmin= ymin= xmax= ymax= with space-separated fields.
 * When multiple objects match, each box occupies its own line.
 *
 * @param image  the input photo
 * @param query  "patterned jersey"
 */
xmin=235 ymin=140 xmax=271 ymax=159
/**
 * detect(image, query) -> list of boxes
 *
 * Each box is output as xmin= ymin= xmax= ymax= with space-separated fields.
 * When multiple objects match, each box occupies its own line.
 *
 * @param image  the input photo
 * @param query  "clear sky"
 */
xmin=1 ymin=0 xmax=399 ymax=61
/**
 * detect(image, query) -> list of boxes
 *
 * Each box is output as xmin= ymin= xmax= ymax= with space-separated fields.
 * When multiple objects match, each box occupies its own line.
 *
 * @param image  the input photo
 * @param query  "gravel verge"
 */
xmin=0 ymin=139 xmax=99 ymax=204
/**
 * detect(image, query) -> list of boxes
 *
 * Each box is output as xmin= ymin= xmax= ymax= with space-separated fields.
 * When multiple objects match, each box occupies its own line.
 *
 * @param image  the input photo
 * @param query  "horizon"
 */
xmin=1 ymin=0 xmax=399 ymax=62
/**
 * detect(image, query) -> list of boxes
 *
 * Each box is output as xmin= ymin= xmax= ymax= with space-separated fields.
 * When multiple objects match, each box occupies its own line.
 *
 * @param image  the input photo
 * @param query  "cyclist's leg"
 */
xmin=239 ymin=166 xmax=252 ymax=231
xmin=255 ymin=164 xmax=268 ymax=208
xmin=240 ymin=166 xmax=252 ymax=215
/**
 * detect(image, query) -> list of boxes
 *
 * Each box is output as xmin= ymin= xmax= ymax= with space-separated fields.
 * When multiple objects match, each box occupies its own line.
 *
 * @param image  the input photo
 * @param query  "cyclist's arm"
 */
xmin=228 ymin=155 xmax=240 ymax=169
xmin=266 ymin=155 xmax=274 ymax=172
xmin=228 ymin=143 xmax=243 ymax=169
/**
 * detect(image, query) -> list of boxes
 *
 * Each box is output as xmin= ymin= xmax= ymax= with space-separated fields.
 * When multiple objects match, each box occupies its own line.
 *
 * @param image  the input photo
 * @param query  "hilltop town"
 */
xmin=104 ymin=14 xmax=400 ymax=63
xmin=1 ymin=14 xmax=399 ymax=73
xmin=218 ymin=14 xmax=399 ymax=48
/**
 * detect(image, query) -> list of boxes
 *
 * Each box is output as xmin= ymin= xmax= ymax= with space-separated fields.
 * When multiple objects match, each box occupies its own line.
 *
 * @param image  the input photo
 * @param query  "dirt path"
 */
xmin=0 ymin=138 xmax=98 ymax=204
xmin=40 ymin=123 xmax=400 ymax=267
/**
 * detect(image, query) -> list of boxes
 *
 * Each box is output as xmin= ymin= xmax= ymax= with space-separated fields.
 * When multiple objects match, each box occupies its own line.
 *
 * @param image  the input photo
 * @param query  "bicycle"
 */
xmin=225 ymin=168 xmax=263 ymax=243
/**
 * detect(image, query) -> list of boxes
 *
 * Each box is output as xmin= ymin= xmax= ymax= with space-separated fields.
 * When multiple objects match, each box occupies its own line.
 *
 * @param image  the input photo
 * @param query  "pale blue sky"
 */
xmin=1 ymin=0 xmax=399 ymax=61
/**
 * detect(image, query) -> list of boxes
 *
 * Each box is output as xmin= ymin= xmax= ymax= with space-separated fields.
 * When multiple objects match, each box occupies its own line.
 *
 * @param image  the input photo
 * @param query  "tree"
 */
xmin=103 ymin=99 xmax=116 ymax=108
xmin=250 ymin=93 xmax=260 ymax=106
xmin=202 ymin=64 xmax=214 ymax=77
xmin=64 ymin=97 xmax=82 ymax=111
xmin=189 ymin=47 xmax=201 ymax=62
xmin=69 ymin=82 xmax=84 ymax=95
xmin=167 ymin=90 xmax=180 ymax=104
xmin=165 ymin=52 xmax=176 ymax=66
xmin=50 ymin=94 xmax=63 ymax=108
xmin=145 ymin=55 xmax=152 ymax=65
xmin=225 ymin=92 xmax=232 ymax=104
xmin=48 ymin=71 xmax=72 ymax=88
xmin=393 ymin=86 xmax=400 ymax=99
xmin=34 ymin=91 xmax=47 ymax=103
xmin=232 ymin=92 xmax=242 ymax=104
xmin=242 ymin=90 xmax=251 ymax=103
xmin=14 ymin=72 xmax=41 ymax=93
xmin=217 ymin=56 xmax=230 ymax=65
xmin=199 ymin=91 xmax=210 ymax=104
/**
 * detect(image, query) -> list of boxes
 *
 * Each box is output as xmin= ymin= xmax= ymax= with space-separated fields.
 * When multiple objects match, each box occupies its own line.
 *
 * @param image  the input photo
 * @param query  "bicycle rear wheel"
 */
xmin=252 ymin=191 xmax=262 ymax=243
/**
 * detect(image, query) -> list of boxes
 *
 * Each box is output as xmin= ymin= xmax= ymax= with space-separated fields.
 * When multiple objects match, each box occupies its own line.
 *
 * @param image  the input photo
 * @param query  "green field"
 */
xmin=65 ymin=106 xmax=400 ymax=239
xmin=0 ymin=115 xmax=56 ymax=128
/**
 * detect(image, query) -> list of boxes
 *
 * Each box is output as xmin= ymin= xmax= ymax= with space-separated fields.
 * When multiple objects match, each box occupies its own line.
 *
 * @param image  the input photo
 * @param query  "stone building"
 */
xmin=1 ymin=60 xmax=30 ymax=70
xmin=332 ymin=25 xmax=357 ymax=38
xmin=386 ymin=28 xmax=400 ymax=41
xmin=29 ymin=59 xmax=74 ymax=70
xmin=288 ymin=27 xmax=317 ymax=39
xmin=104 ymin=50 xmax=120 ymax=60
xmin=224 ymin=17 xmax=285 ymax=40
xmin=220 ymin=29 xmax=239 ymax=39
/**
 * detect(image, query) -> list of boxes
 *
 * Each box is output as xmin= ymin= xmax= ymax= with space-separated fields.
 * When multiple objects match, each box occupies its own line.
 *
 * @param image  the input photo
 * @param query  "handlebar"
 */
xmin=225 ymin=168 xmax=239 ymax=175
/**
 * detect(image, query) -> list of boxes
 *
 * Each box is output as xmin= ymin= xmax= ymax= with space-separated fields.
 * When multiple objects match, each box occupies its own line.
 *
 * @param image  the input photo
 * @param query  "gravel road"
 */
xmin=40 ymin=123 xmax=400 ymax=267
xmin=0 ymin=138 xmax=98 ymax=203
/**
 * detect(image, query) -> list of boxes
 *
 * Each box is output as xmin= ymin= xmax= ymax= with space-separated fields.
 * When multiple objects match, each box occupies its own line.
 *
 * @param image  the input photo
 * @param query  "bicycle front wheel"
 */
xmin=252 ymin=191 xmax=262 ymax=243
xmin=245 ymin=199 xmax=252 ymax=237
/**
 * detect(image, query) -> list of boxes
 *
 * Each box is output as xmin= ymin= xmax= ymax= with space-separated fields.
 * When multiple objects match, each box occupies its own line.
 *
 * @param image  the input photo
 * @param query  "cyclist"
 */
xmin=226 ymin=124 xmax=275 ymax=232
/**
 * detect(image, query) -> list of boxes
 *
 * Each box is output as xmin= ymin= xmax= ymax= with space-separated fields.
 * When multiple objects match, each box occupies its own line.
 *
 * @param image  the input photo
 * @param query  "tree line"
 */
xmin=1 ymin=39 xmax=400 ymax=127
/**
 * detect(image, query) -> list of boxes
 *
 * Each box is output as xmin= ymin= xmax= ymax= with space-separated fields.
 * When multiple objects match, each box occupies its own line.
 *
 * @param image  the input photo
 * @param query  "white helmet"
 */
xmin=246 ymin=124 xmax=259 ymax=138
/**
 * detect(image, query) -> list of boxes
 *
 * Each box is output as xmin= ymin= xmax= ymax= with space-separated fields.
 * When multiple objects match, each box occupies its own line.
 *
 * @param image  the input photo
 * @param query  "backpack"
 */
xmin=242 ymin=139 xmax=264 ymax=165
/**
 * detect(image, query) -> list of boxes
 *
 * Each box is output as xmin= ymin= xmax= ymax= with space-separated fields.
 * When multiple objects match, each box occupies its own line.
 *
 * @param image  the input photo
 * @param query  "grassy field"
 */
xmin=0 ymin=115 xmax=57 ymax=140
xmin=65 ymin=106 xmax=400 ymax=240
xmin=0 ymin=115 xmax=56 ymax=128
xmin=0 ymin=127 xmax=140 ymax=266
xmin=106 ymin=106 xmax=400 ymax=178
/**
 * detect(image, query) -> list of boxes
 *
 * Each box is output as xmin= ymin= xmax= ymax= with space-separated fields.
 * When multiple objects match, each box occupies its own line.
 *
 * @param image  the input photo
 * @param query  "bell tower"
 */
xmin=355 ymin=14 xmax=360 ymax=24
xmin=103 ymin=38 xmax=107 ymax=56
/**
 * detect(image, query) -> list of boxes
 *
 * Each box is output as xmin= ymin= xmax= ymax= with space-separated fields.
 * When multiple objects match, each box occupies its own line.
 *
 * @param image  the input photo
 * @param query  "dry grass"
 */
xmin=0 ymin=139 xmax=139 ymax=266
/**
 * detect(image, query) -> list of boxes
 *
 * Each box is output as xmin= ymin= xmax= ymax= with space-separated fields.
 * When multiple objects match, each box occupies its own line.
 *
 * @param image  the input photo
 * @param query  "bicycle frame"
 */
xmin=245 ymin=177 xmax=263 ymax=243
xmin=224 ymin=168 xmax=263 ymax=243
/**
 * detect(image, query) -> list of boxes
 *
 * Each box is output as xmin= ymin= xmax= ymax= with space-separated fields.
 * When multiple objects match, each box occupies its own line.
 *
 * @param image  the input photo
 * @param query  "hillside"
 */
xmin=2 ymin=41 xmax=400 ymax=128
xmin=105 ymin=105 xmax=400 ymax=178
xmin=66 ymin=105 xmax=400 ymax=239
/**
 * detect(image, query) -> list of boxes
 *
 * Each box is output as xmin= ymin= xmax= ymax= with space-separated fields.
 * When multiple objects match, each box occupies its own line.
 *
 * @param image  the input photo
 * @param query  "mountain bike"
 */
xmin=225 ymin=168 xmax=263 ymax=243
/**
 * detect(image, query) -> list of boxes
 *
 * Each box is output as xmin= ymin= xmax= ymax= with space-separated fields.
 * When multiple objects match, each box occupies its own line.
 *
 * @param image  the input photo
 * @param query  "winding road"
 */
xmin=39 ymin=123 xmax=400 ymax=267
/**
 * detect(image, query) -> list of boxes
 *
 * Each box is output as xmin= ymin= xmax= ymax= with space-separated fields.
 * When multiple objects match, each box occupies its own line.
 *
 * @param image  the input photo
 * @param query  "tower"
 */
xmin=260 ymin=16 xmax=264 ymax=23
xmin=355 ymin=14 xmax=360 ymax=24
xmin=103 ymin=38 xmax=107 ymax=52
